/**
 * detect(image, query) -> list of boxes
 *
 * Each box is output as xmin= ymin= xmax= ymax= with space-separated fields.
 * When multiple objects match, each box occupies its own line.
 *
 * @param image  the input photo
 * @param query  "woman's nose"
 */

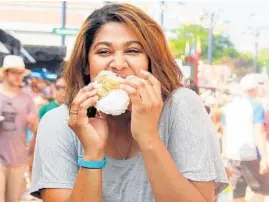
xmin=110 ymin=53 xmax=127 ymax=71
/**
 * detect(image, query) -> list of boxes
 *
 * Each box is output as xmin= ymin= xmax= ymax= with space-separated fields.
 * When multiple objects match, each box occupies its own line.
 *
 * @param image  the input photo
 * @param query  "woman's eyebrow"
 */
xmin=93 ymin=40 xmax=142 ymax=49
xmin=93 ymin=41 xmax=112 ymax=49
xmin=124 ymin=40 xmax=142 ymax=47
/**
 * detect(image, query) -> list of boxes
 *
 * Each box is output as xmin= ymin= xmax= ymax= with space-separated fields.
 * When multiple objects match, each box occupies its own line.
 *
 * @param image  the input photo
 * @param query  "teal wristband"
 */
xmin=78 ymin=155 xmax=107 ymax=169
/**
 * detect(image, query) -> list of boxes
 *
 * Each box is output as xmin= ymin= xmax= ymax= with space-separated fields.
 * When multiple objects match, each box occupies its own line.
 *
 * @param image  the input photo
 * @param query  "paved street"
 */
xmin=20 ymin=189 xmax=269 ymax=202
xmin=18 ymin=176 xmax=269 ymax=202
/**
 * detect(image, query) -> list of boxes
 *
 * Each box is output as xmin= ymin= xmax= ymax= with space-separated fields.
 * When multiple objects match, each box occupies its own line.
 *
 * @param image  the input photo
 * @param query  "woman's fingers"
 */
xmin=124 ymin=77 xmax=157 ymax=98
xmin=120 ymin=82 xmax=141 ymax=105
xmin=71 ymin=89 xmax=97 ymax=112
xmin=139 ymin=69 xmax=162 ymax=95
xmin=77 ymin=95 xmax=99 ymax=117
xmin=121 ymin=77 xmax=158 ymax=107
xmin=120 ymin=83 xmax=137 ymax=95
xmin=69 ymin=84 xmax=98 ymax=125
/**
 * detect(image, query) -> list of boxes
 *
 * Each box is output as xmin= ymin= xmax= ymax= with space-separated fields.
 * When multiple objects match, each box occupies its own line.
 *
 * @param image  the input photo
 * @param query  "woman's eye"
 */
xmin=126 ymin=49 xmax=140 ymax=54
xmin=98 ymin=50 xmax=111 ymax=55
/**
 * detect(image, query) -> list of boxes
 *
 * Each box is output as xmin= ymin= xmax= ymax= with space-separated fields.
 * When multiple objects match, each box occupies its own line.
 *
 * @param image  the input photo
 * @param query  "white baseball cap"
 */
xmin=240 ymin=73 xmax=263 ymax=91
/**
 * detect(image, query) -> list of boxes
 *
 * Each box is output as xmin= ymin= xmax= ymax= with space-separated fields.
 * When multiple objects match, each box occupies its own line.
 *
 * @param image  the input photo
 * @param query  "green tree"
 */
xmin=169 ymin=24 xmax=208 ymax=58
xmin=258 ymin=49 xmax=269 ymax=71
xmin=169 ymin=24 xmax=239 ymax=63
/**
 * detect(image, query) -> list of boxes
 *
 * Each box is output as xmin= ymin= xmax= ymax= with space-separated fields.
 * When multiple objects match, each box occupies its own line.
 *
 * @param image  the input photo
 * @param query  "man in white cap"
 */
xmin=222 ymin=73 xmax=269 ymax=202
xmin=0 ymin=55 xmax=38 ymax=202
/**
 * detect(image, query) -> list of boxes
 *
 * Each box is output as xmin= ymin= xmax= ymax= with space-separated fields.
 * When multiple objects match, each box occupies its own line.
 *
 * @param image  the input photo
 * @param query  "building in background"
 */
xmin=0 ymin=1 xmax=196 ymax=61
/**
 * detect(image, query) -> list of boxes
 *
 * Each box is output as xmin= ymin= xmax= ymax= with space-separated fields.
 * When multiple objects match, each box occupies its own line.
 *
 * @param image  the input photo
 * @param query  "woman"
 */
xmin=30 ymin=3 xmax=228 ymax=202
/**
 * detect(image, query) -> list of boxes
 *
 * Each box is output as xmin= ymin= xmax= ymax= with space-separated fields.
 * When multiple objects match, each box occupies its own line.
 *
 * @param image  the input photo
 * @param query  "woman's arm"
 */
xmin=120 ymin=72 xmax=227 ymax=202
xmin=141 ymin=135 xmax=214 ymax=202
xmin=41 ymin=164 xmax=103 ymax=202
xmin=120 ymin=72 xmax=225 ymax=202
xmin=32 ymin=84 xmax=107 ymax=202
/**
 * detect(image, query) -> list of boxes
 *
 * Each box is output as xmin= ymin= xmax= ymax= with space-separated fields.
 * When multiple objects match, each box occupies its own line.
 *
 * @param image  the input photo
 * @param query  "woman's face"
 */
xmin=88 ymin=22 xmax=149 ymax=80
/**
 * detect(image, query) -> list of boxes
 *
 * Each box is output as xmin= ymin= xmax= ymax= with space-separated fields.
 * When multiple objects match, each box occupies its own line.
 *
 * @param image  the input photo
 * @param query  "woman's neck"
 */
xmin=105 ymin=111 xmax=140 ymax=160
xmin=107 ymin=112 xmax=131 ymax=138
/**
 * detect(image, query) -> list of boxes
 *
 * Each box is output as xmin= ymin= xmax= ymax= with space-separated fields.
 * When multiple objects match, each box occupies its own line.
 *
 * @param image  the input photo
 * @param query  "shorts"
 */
xmin=0 ymin=164 xmax=28 ymax=201
xmin=228 ymin=159 xmax=269 ymax=198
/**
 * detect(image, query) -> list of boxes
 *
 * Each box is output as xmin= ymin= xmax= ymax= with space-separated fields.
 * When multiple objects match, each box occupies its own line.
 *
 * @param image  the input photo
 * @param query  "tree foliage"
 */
xmin=169 ymin=24 xmax=239 ymax=63
xmin=258 ymin=49 xmax=269 ymax=71
xmin=169 ymin=24 xmax=269 ymax=73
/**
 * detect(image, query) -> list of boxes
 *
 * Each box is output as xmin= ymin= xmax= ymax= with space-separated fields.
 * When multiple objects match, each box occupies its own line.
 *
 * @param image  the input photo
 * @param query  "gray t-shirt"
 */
xmin=30 ymin=88 xmax=228 ymax=201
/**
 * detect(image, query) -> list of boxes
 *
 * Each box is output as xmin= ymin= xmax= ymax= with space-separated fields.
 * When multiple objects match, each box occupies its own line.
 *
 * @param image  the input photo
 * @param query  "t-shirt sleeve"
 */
xmin=167 ymin=88 xmax=228 ymax=195
xmin=39 ymin=105 xmax=46 ymax=120
xmin=252 ymin=102 xmax=265 ymax=124
xmin=30 ymin=107 xmax=79 ymax=198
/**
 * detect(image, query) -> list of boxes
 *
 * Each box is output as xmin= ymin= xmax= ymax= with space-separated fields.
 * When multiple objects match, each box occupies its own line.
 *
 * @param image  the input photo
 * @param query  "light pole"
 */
xmin=160 ymin=1 xmax=165 ymax=28
xmin=200 ymin=10 xmax=215 ymax=65
xmin=253 ymin=29 xmax=259 ymax=72
xmin=61 ymin=1 xmax=67 ymax=47
xmin=208 ymin=13 xmax=214 ymax=65
xmin=249 ymin=13 xmax=258 ymax=72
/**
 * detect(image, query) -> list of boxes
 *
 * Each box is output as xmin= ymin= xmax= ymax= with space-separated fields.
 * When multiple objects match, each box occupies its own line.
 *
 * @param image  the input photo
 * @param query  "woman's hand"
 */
xmin=68 ymin=83 xmax=108 ymax=160
xmin=120 ymin=69 xmax=163 ymax=148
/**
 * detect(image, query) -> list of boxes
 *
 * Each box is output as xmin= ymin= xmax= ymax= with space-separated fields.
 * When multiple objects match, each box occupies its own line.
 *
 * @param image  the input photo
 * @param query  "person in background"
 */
xmin=39 ymin=76 xmax=66 ymax=119
xmin=223 ymin=73 xmax=269 ymax=202
xmin=185 ymin=79 xmax=199 ymax=94
xmin=211 ymin=108 xmax=223 ymax=142
xmin=211 ymin=107 xmax=232 ymax=176
xmin=30 ymin=78 xmax=49 ymax=110
xmin=0 ymin=55 xmax=38 ymax=202
xmin=256 ymin=77 xmax=269 ymax=142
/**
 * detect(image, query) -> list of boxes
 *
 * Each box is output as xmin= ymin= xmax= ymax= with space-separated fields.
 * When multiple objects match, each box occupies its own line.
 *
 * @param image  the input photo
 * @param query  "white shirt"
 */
xmin=223 ymin=96 xmax=265 ymax=161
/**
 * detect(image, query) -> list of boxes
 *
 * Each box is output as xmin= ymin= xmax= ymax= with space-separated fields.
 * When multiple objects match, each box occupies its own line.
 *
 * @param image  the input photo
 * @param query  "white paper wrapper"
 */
xmin=93 ymin=71 xmax=130 ymax=116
